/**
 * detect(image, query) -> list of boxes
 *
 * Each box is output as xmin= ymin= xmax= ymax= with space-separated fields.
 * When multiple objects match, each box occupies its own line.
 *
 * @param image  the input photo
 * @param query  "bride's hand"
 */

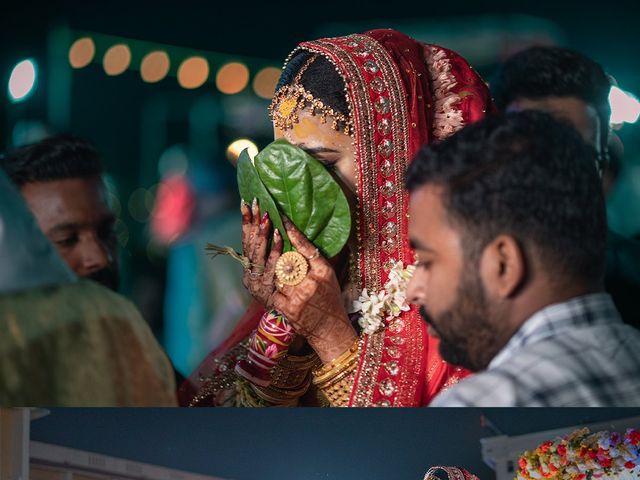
xmin=270 ymin=217 xmax=358 ymax=364
xmin=241 ymin=199 xmax=282 ymax=307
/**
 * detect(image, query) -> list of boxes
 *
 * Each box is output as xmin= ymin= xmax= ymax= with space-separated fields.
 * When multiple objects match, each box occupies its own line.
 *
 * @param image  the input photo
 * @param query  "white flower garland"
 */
xmin=351 ymin=260 xmax=416 ymax=335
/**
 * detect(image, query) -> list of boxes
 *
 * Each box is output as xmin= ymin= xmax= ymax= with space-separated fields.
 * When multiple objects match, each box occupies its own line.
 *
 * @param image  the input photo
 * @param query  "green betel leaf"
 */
xmin=254 ymin=139 xmax=351 ymax=258
xmin=236 ymin=148 xmax=291 ymax=252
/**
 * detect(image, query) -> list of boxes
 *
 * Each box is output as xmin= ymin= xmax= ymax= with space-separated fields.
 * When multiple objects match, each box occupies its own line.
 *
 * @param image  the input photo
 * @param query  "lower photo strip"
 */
xmin=1 ymin=407 xmax=639 ymax=480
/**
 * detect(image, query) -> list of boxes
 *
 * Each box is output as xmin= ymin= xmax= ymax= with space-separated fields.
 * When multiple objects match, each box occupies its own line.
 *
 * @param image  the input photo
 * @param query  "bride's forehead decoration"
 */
xmin=268 ymin=54 xmax=354 ymax=135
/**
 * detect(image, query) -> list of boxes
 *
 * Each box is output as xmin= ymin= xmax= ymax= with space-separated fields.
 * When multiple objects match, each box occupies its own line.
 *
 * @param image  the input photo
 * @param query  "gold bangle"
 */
xmin=312 ymin=339 xmax=360 ymax=386
xmin=279 ymin=351 xmax=320 ymax=369
xmin=311 ymin=338 xmax=360 ymax=407
xmin=315 ymin=364 xmax=357 ymax=390
xmin=312 ymin=357 xmax=358 ymax=386
xmin=271 ymin=352 xmax=320 ymax=389
xmin=312 ymin=338 xmax=359 ymax=380
xmin=251 ymin=375 xmax=312 ymax=406
xmin=316 ymin=369 xmax=356 ymax=407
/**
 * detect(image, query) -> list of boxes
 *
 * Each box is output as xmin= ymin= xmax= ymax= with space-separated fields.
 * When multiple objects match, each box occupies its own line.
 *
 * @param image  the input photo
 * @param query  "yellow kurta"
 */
xmin=0 ymin=279 xmax=176 ymax=406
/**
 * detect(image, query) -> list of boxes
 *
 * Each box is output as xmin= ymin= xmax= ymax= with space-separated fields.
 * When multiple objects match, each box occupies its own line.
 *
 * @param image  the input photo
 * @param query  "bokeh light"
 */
xmin=68 ymin=37 xmax=95 ymax=69
xmin=158 ymin=145 xmax=189 ymax=177
xmin=8 ymin=59 xmax=37 ymax=103
xmin=226 ymin=138 xmax=258 ymax=165
xmin=140 ymin=51 xmax=170 ymax=83
xmin=216 ymin=62 xmax=250 ymax=94
xmin=252 ymin=66 xmax=281 ymax=99
xmin=128 ymin=187 xmax=151 ymax=222
xmin=177 ymin=56 xmax=209 ymax=89
xmin=103 ymin=44 xmax=132 ymax=76
xmin=150 ymin=174 xmax=195 ymax=245
xmin=609 ymin=86 xmax=640 ymax=124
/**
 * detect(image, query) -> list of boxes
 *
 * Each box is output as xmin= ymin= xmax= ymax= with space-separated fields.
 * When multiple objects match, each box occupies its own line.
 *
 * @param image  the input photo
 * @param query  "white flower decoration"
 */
xmin=353 ymin=261 xmax=415 ymax=335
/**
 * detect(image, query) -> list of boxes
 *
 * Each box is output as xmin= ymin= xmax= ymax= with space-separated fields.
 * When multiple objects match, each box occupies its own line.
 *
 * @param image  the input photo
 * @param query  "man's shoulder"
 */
xmin=430 ymin=369 xmax=522 ymax=406
xmin=431 ymin=327 xmax=640 ymax=407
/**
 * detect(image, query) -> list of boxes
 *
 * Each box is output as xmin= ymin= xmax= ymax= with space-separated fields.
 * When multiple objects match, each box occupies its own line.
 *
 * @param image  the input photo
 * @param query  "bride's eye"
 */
xmin=319 ymin=159 xmax=338 ymax=171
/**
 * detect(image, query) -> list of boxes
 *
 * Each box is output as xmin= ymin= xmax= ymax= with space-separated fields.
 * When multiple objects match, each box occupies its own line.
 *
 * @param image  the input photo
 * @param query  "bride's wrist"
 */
xmin=309 ymin=320 xmax=358 ymax=364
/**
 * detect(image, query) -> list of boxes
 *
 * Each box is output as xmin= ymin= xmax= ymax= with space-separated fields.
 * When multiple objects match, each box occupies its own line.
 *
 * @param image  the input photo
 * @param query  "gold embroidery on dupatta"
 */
xmin=292 ymin=33 xmax=428 ymax=406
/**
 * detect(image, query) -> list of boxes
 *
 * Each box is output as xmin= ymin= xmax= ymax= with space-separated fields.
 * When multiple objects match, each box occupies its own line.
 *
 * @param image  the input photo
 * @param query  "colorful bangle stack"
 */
xmin=312 ymin=338 xmax=360 ymax=407
xmin=246 ymin=351 xmax=320 ymax=406
xmin=235 ymin=310 xmax=295 ymax=387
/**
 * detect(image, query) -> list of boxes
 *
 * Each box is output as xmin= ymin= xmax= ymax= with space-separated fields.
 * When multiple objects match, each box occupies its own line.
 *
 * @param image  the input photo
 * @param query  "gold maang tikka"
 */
xmin=268 ymin=54 xmax=353 ymax=136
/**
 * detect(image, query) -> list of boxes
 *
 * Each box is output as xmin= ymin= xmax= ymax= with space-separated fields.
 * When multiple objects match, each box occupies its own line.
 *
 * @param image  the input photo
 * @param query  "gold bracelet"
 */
xmin=316 ymin=369 xmax=357 ymax=407
xmin=311 ymin=338 xmax=360 ymax=407
xmin=312 ymin=338 xmax=360 ymax=386
xmin=271 ymin=352 xmax=320 ymax=390
xmin=315 ymin=363 xmax=357 ymax=390
xmin=251 ymin=374 xmax=312 ymax=406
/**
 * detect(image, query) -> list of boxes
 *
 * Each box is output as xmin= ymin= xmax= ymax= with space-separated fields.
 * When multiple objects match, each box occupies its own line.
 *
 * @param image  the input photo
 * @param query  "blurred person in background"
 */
xmin=1 ymin=135 xmax=119 ymax=291
xmin=0 ymin=169 xmax=176 ymax=406
xmin=492 ymin=46 xmax=640 ymax=328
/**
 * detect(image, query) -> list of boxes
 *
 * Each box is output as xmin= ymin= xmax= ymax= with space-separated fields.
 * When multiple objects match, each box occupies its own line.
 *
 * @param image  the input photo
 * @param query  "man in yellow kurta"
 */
xmin=0 ymin=170 xmax=176 ymax=406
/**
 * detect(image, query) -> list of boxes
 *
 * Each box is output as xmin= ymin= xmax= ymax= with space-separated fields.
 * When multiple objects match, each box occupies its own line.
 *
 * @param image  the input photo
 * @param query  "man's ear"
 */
xmin=480 ymin=235 xmax=526 ymax=298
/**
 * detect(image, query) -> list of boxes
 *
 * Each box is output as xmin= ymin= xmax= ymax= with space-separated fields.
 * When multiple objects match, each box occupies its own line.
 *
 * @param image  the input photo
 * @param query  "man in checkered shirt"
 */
xmin=405 ymin=110 xmax=640 ymax=406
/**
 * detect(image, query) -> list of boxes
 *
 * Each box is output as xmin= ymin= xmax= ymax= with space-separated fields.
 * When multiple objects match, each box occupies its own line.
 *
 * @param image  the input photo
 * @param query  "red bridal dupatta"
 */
xmin=179 ymin=29 xmax=493 ymax=407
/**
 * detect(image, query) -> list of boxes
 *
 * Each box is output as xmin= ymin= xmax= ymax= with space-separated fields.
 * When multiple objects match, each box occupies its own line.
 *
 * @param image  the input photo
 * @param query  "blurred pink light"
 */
xmin=150 ymin=174 xmax=196 ymax=245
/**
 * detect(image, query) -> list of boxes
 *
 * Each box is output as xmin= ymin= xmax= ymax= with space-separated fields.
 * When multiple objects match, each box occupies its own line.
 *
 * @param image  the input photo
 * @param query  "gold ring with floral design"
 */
xmin=275 ymin=251 xmax=309 ymax=286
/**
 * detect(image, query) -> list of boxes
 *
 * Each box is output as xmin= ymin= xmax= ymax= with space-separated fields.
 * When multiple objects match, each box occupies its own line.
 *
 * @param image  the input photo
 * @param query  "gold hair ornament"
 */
xmin=268 ymin=54 xmax=353 ymax=136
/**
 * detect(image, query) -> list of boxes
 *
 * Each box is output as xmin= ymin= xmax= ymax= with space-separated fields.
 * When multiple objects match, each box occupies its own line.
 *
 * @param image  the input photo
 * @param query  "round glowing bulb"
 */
xmin=253 ymin=66 xmax=281 ymax=99
xmin=226 ymin=138 xmax=258 ymax=165
xmin=216 ymin=62 xmax=250 ymax=95
xmin=609 ymin=86 xmax=640 ymax=124
xmin=68 ymin=37 xmax=95 ymax=69
xmin=177 ymin=56 xmax=209 ymax=89
xmin=103 ymin=44 xmax=132 ymax=76
xmin=140 ymin=50 xmax=171 ymax=83
xmin=8 ymin=59 xmax=37 ymax=103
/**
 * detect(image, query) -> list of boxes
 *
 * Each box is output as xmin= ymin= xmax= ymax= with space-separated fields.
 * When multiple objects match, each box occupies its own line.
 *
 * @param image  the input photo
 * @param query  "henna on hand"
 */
xmin=271 ymin=217 xmax=357 ymax=363
xmin=241 ymin=199 xmax=280 ymax=307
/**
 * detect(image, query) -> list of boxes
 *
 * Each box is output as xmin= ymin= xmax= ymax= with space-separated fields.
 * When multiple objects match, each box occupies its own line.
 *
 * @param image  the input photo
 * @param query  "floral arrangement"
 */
xmin=517 ymin=428 xmax=640 ymax=480
xmin=351 ymin=260 xmax=416 ymax=335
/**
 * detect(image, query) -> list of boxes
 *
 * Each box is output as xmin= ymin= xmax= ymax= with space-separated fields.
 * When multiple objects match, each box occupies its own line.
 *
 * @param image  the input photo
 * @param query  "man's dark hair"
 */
xmin=0 ymin=134 xmax=103 ymax=187
xmin=406 ymin=110 xmax=607 ymax=283
xmin=492 ymin=46 xmax=611 ymax=167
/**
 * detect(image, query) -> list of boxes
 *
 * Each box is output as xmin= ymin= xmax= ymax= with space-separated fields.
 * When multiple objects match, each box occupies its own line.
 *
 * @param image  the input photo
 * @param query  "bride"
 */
xmin=178 ymin=28 xmax=493 ymax=406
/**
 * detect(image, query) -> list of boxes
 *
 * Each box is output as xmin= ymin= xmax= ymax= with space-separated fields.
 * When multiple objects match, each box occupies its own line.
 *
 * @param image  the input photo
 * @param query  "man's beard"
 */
xmin=87 ymin=267 xmax=119 ymax=292
xmin=419 ymin=269 xmax=498 ymax=372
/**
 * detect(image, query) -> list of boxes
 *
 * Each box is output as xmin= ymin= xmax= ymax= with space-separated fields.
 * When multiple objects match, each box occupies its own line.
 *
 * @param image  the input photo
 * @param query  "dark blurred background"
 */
xmin=2 ymin=0 xmax=639 ymax=376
